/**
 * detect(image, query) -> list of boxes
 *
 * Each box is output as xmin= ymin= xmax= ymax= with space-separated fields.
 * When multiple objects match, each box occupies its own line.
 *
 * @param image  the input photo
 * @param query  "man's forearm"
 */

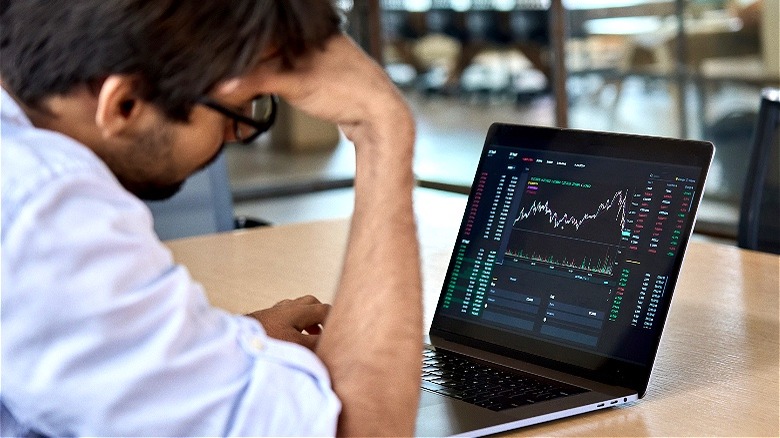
xmin=236 ymin=34 xmax=425 ymax=435
xmin=316 ymin=101 xmax=422 ymax=436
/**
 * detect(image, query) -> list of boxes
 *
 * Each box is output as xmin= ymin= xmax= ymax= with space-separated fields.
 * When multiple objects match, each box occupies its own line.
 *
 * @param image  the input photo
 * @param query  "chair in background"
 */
xmin=737 ymin=87 xmax=780 ymax=254
xmin=381 ymin=9 xmax=426 ymax=88
xmin=146 ymin=151 xmax=268 ymax=240
xmin=507 ymin=7 xmax=551 ymax=88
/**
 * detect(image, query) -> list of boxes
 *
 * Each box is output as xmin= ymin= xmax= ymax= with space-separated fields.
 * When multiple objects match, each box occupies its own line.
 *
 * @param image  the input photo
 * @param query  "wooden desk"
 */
xmin=166 ymin=213 xmax=779 ymax=436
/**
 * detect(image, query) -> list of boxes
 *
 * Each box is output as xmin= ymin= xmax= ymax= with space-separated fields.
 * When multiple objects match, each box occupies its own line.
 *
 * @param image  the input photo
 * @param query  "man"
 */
xmin=1 ymin=1 xmax=422 ymax=436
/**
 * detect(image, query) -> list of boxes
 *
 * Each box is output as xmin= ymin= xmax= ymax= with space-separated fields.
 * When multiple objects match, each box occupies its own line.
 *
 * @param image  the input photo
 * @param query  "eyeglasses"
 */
xmin=197 ymin=94 xmax=278 ymax=144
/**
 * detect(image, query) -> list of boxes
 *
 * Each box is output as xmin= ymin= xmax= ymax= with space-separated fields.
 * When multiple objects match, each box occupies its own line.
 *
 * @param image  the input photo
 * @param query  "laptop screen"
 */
xmin=431 ymin=124 xmax=713 ymax=388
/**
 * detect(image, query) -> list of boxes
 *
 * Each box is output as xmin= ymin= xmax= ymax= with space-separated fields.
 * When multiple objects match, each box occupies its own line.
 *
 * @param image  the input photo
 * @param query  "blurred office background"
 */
xmin=224 ymin=0 xmax=778 ymax=244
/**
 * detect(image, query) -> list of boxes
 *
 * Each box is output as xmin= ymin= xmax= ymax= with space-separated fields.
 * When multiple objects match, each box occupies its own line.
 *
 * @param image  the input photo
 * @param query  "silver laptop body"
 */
xmin=416 ymin=123 xmax=714 ymax=437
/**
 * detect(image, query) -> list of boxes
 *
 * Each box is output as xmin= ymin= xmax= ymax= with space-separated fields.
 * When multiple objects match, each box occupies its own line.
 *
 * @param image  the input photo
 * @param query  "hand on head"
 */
xmin=214 ymin=34 xmax=411 ymax=143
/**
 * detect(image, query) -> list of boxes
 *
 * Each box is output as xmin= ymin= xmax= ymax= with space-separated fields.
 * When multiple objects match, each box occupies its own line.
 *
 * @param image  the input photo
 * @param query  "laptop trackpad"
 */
xmin=416 ymin=391 xmax=511 ymax=436
xmin=419 ymin=389 xmax=447 ymax=408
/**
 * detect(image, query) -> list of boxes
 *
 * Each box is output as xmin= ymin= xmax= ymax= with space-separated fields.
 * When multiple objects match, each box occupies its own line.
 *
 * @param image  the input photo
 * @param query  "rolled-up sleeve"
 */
xmin=227 ymin=317 xmax=341 ymax=436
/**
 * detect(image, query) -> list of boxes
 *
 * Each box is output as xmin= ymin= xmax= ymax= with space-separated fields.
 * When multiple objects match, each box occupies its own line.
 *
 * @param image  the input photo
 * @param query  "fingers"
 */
xmin=303 ymin=324 xmax=322 ymax=335
xmin=290 ymin=303 xmax=330 ymax=332
xmin=267 ymin=325 xmax=321 ymax=351
xmin=225 ymin=34 xmax=399 ymax=129
xmin=274 ymin=294 xmax=322 ymax=307
xmin=272 ymin=296 xmax=330 ymax=329
xmin=247 ymin=295 xmax=331 ymax=350
xmin=294 ymin=333 xmax=320 ymax=351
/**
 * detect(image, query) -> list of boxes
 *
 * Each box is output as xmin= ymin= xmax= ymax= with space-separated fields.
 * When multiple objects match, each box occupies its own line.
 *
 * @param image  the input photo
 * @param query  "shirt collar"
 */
xmin=1 ymin=87 xmax=34 ymax=128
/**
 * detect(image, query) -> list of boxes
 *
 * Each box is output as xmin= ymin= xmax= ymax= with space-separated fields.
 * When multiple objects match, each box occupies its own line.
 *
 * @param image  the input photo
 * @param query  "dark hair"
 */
xmin=0 ymin=0 xmax=341 ymax=120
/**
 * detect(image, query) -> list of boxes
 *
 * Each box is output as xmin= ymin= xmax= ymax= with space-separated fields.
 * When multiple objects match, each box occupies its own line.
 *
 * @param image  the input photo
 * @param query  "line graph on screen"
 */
xmin=503 ymin=176 xmax=631 ymax=277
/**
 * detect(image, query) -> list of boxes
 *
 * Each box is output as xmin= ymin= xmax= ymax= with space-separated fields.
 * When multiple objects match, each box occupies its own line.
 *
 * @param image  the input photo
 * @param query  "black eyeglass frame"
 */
xmin=197 ymin=94 xmax=278 ymax=144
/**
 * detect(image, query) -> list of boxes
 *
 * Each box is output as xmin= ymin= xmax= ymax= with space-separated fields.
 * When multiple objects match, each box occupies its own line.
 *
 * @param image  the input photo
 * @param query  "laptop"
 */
xmin=416 ymin=123 xmax=714 ymax=437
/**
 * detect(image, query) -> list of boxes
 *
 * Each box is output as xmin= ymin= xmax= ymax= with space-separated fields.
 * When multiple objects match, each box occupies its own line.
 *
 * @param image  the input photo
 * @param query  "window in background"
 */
xmin=565 ymin=0 xmax=777 ymax=237
xmin=377 ymin=0 xmax=777 ymax=239
xmin=379 ymin=0 xmax=557 ymax=190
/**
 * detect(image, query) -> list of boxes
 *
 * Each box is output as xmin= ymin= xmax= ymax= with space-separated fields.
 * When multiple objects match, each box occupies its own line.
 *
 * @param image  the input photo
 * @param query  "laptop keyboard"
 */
xmin=421 ymin=347 xmax=588 ymax=411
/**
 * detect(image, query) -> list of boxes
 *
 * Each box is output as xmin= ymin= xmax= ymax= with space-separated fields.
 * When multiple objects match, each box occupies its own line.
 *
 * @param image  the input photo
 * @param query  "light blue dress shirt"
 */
xmin=0 ymin=89 xmax=341 ymax=436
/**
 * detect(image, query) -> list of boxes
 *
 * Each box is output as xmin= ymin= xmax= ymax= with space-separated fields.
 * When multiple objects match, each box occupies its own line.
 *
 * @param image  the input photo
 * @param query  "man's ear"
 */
xmin=94 ymin=75 xmax=147 ymax=139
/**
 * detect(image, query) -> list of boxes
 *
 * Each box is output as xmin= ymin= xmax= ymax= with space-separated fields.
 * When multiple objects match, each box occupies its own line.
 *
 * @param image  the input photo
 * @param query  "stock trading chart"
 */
xmin=439 ymin=145 xmax=701 ymax=363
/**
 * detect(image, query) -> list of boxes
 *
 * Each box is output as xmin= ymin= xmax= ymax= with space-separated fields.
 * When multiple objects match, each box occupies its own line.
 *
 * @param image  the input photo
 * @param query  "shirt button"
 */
xmin=250 ymin=337 xmax=265 ymax=352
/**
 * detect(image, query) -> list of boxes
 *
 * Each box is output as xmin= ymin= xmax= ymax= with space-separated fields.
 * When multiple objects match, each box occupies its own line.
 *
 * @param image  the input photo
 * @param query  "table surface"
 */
xmin=166 ymin=208 xmax=779 ymax=436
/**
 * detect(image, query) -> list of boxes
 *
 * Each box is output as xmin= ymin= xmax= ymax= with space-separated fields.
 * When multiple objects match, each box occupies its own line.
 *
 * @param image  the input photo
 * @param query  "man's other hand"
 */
xmin=247 ymin=295 xmax=330 ymax=350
